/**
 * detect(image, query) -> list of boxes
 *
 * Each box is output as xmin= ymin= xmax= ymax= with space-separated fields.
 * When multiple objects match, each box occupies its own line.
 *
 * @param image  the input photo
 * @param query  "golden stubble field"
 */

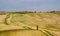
xmin=0 ymin=12 xmax=60 ymax=36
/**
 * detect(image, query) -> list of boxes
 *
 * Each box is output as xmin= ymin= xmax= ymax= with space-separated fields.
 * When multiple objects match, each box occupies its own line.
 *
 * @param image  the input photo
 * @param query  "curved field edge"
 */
xmin=0 ymin=29 xmax=56 ymax=36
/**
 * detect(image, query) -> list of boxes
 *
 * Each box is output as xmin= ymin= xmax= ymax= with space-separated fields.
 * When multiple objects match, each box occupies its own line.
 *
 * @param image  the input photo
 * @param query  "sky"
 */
xmin=0 ymin=0 xmax=60 ymax=12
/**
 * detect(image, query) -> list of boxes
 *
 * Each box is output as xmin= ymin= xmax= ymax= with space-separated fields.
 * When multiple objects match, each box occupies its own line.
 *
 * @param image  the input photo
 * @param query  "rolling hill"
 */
xmin=0 ymin=12 xmax=60 ymax=36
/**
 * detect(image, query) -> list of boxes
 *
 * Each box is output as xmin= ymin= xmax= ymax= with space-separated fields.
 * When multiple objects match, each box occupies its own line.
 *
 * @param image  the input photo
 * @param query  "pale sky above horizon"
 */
xmin=0 ymin=0 xmax=60 ymax=12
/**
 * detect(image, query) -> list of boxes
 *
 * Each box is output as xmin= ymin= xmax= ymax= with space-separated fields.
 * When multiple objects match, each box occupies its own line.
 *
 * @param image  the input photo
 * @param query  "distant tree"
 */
xmin=35 ymin=11 xmax=36 ymax=13
xmin=50 ymin=11 xmax=55 ymax=13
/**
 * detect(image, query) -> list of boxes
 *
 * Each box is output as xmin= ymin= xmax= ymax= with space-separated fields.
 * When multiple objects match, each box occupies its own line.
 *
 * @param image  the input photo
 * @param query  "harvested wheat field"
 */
xmin=0 ymin=29 xmax=50 ymax=36
xmin=0 ymin=12 xmax=60 ymax=36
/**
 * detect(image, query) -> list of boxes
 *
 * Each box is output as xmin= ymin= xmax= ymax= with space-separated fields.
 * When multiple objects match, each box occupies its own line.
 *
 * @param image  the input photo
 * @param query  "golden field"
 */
xmin=0 ymin=12 xmax=60 ymax=36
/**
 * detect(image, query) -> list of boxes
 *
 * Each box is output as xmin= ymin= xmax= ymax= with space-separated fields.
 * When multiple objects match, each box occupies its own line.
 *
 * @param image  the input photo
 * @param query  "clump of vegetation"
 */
xmin=4 ymin=14 xmax=10 ymax=25
xmin=0 ymin=12 xmax=6 ymax=15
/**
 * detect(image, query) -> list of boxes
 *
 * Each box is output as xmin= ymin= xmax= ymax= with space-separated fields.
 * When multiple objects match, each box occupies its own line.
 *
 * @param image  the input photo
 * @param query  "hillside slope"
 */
xmin=0 ymin=12 xmax=60 ymax=36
